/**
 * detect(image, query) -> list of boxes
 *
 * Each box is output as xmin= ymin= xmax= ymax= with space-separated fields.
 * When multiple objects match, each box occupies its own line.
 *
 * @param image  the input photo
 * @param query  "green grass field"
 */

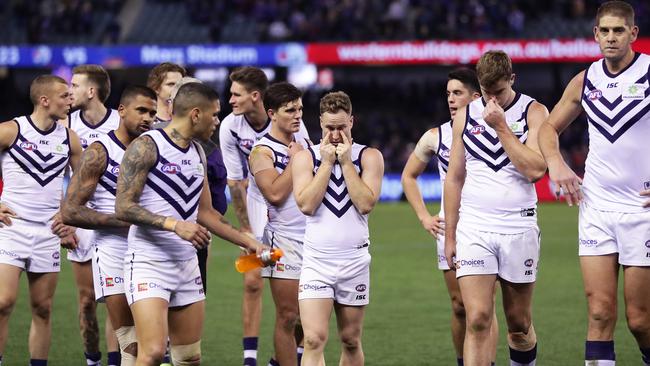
xmin=3 ymin=202 xmax=641 ymax=365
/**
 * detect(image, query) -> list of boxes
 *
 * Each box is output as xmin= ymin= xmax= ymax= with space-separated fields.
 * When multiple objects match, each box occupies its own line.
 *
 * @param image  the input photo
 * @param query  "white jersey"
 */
xmin=127 ymin=129 xmax=205 ymax=261
xmin=1 ymin=116 xmax=70 ymax=222
xmin=91 ymin=131 xmax=129 ymax=251
xmin=581 ymin=52 xmax=650 ymax=213
xmin=252 ymin=133 xmax=310 ymax=238
xmin=69 ymin=108 xmax=120 ymax=149
xmin=219 ymin=113 xmax=310 ymax=202
xmin=460 ymin=94 xmax=538 ymax=233
xmin=303 ymin=143 xmax=370 ymax=257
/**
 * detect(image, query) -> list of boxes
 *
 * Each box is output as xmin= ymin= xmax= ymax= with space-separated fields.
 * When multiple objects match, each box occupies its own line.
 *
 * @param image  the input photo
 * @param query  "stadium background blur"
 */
xmin=1 ymin=0 xmax=650 ymax=364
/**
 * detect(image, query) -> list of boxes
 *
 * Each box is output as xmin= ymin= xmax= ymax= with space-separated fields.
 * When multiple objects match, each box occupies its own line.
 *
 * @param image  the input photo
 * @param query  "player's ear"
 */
xmin=267 ymin=108 xmax=275 ymax=120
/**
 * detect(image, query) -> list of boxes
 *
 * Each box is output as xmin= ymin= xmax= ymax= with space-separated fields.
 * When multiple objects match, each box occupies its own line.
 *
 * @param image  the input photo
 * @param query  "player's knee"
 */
xmin=30 ymin=298 xmax=53 ymax=321
xmin=626 ymin=306 xmax=650 ymax=337
xmin=138 ymin=342 xmax=166 ymax=363
xmin=244 ymin=275 xmax=263 ymax=295
xmin=277 ymin=307 xmax=300 ymax=332
xmin=115 ymin=326 xmax=138 ymax=357
xmin=339 ymin=330 xmax=362 ymax=352
xmin=0 ymin=295 xmax=17 ymax=317
xmin=170 ymin=341 xmax=201 ymax=366
xmin=465 ymin=309 xmax=492 ymax=333
xmin=449 ymin=295 xmax=466 ymax=319
xmin=303 ymin=331 xmax=328 ymax=351
xmin=508 ymin=324 xmax=537 ymax=351
xmin=587 ymin=298 xmax=616 ymax=327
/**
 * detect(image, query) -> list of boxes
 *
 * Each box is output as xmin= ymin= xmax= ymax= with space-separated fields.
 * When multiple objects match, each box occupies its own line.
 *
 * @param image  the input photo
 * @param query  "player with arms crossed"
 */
xmin=292 ymin=91 xmax=384 ymax=366
xmin=220 ymin=66 xmax=310 ymax=366
xmin=444 ymin=51 xmax=549 ymax=366
xmin=401 ymin=67 xmax=498 ymax=366
xmin=0 ymin=75 xmax=82 ymax=366
xmin=62 ymin=85 xmax=159 ymax=365
xmin=538 ymin=1 xmax=650 ymax=364
xmin=67 ymin=64 xmax=121 ymax=366
xmin=249 ymin=82 xmax=310 ymax=366
xmin=115 ymin=82 xmax=270 ymax=365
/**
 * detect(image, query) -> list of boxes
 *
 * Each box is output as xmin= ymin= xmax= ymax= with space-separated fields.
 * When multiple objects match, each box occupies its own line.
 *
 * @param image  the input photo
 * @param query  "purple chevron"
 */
xmin=149 ymin=169 xmax=203 ymax=203
xmin=321 ymin=197 xmax=355 ymax=218
xmin=145 ymin=179 xmax=201 ymax=219
xmin=157 ymin=156 xmax=199 ymax=186
xmin=11 ymin=145 xmax=68 ymax=174
xmin=326 ymin=186 xmax=348 ymax=202
xmin=584 ymin=73 xmax=648 ymax=110
xmin=8 ymin=150 xmax=67 ymax=187
xmin=587 ymin=102 xmax=650 ymax=143
xmin=98 ymin=179 xmax=116 ymax=196
xmin=16 ymin=134 xmax=55 ymax=161
xmin=464 ymin=145 xmax=512 ymax=172
xmin=583 ymin=87 xmax=650 ymax=128
xmin=463 ymin=131 xmax=507 ymax=160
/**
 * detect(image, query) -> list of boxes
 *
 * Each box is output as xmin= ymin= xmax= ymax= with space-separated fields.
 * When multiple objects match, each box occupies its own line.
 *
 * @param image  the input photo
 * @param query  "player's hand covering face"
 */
xmin=320 ymin=131 xmax=337 ymax=164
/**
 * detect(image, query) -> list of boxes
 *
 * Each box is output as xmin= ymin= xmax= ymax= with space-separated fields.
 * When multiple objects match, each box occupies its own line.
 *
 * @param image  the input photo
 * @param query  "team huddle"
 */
xmin=0 ymin=1 xmax=648 ymax=366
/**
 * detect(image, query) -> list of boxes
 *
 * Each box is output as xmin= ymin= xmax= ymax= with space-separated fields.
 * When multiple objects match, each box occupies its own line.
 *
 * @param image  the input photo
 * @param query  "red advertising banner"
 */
xmin=307 ymin=38 xmax=650 ymax=65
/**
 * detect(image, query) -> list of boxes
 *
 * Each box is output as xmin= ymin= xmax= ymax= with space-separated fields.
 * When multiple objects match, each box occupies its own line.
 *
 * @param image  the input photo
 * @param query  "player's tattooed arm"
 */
xmin=115 ymin=135 xmax=168 ymax=230
xmin=61 ymin=142 xmax=130 ymax=229
xmin=227 ymin=179 xmax=252 ymax=232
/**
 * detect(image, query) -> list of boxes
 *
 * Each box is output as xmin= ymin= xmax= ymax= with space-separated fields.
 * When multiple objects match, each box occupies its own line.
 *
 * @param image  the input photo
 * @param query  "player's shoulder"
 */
xmin=220 ymin=112 xmax=241 ymax=129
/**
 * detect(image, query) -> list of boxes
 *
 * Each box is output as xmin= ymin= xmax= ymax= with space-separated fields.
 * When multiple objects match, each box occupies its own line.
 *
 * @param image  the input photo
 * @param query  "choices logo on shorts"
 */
xmin=579 ymin=238 xmax=598 ymax=247
xmin=300 ymin=283 xmax=327 ymax=293
xmin=457 ymin=259 xmax=485 ymax=268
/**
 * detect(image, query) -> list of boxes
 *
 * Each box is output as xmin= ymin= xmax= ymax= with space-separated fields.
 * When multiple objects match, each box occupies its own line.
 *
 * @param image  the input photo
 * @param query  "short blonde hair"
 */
xmin=29 ymin=75 xmax=67 ymax=105
xmin=476 ymin=50 xmax=512 ymax=89
xmin=319 ymin=91 xmax=352 ymax=115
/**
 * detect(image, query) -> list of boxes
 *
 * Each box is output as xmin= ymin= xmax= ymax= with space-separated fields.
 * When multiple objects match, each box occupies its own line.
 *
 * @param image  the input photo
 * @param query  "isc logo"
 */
xmin=469 ymin=125 xmax=485 ymax=135
xmin=20 ymin=141 xmax=38 ymax=151
xmin=162 ymin=163 xmax=181 ymax=174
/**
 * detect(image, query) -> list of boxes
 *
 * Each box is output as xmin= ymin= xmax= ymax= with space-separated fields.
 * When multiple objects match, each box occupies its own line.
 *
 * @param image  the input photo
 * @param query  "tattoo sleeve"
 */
xmin=228 ymin=180 xmax=251 ymax=231
xmin=115 ymin=136 xmax=168 ymax=229
xmin=61 ymin=143 xmax=130 ymax=229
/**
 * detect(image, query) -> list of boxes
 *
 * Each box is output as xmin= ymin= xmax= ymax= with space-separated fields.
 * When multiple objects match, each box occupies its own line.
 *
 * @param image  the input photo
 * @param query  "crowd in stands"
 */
xmin=182 ymin=0 xmax=649 ymax=42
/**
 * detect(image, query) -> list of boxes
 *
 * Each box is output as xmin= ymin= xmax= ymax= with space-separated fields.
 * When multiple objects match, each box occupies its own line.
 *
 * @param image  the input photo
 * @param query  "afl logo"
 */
xmin=588 ymin=89 xmax=602 ymax=101
xmin=20 ymin=141 xmax=38 ymax=151
xmin=355 ymin=284 xmax=367 ymax=292
xmin=239 ymin=139 xmax=254 ymax=149
xmin=440 ymin=148 xmax=451 ymax=159
xmin=79 ymin=138 xmax=88 ymax=147
xmin=524 ymin=258 xmax=534 ymax=267
xmin=162 ymin=163 xmax=181 ymax=174
xmin=470 ymin=125 xmax=485 ymax=135
xmin=645 ymin=240 xmax=650 ymax=248
xmin=110 ymin=165 xmax=120 ymax=175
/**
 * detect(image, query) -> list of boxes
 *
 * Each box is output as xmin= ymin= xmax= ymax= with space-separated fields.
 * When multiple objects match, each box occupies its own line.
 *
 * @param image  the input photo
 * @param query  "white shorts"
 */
xmin=93 ymin=245 xmax=127 ymax=302
xmin=247 ymin=197 xmax=268 ymax=241
xmin=125 ymin=255 xmax=205 ymax=307
xmin=299 ymin=250 xmax=371 ymax=306
xmin=0 ymin=217 xmax=61 ymax=273
xmin=261 ymin=228 xmax=303 ymax=280
xmin=579 ymin=202 xmax=650 ymax=266
xmin=67 ymin=228 xmax=95 ymax=262
xmin=455 ymin=226 xmax=540 ymax=283
xmin=436 ymin=234 xmax=451 ymax=271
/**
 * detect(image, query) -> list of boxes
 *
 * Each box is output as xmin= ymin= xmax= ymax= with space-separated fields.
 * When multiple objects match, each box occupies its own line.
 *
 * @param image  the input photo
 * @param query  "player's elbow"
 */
xmin=525 ymin=165 xmax=548 ymax=183
xmin=297 ymin=200 xmax=316 ymax=216
xmin=356 ymin=199 xmax=377 ymax=215
xmin=114 ymin=201 xmax=129 ymax=222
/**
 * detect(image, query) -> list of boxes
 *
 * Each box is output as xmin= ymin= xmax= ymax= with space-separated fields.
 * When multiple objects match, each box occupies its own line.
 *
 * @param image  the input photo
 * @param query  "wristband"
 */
xmin=163 ymin=217 xmax=178 ymax=232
